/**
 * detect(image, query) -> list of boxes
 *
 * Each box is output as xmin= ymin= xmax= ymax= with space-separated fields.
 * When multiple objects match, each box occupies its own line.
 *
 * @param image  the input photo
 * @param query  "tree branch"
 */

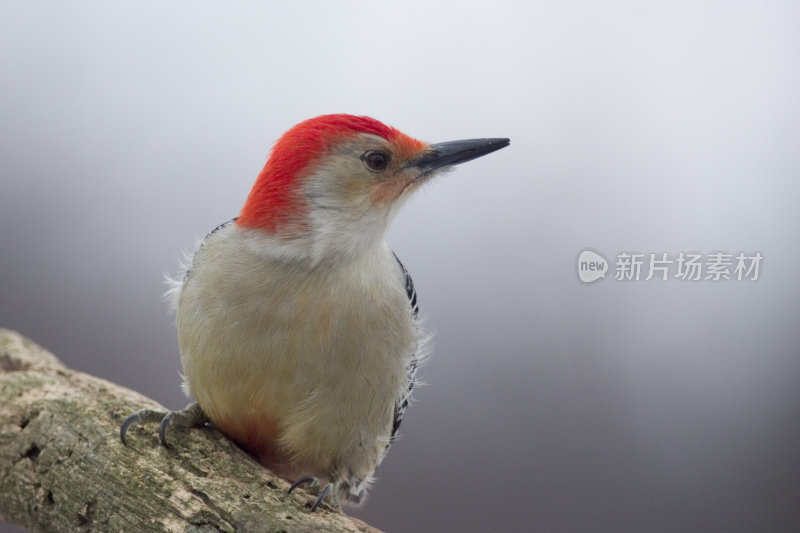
xmin=0 ymin=329 xmax=383 ymax=533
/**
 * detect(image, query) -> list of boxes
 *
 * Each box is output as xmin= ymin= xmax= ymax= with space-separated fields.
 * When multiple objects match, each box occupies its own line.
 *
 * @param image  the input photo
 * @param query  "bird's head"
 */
xmin=237 ymin=114 xmax=509 ymax=260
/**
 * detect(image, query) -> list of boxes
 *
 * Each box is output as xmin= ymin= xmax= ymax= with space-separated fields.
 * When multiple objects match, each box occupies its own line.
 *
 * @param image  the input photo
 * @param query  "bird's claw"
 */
xmin=288 ymin=475 xmax=334 ymax=511
xmin=120 ymin=408 xmax=165 ymax=445
xmin=120 ymin=402 xmax=207 ymax=448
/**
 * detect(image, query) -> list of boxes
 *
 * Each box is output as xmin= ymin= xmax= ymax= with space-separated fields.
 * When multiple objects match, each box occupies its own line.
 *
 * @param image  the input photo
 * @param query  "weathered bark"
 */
xmin=0 ymin=329 xmax=383 ymax=533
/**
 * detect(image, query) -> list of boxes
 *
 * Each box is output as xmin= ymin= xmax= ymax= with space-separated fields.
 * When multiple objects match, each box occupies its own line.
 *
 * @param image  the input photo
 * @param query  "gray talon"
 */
xmin=119 ymin=403 xmax=207 ymax=448
xmin=288 ymin=476 xmax=333 ymax=511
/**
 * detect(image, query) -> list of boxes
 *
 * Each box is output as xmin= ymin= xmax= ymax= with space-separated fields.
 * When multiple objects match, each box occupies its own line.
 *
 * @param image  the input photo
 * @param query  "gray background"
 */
xmin=2 ymin=2 xmax=798 ymax=532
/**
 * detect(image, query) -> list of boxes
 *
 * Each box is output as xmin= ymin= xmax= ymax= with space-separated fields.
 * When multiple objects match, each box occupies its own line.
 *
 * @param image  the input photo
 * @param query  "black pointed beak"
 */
xmin=409 ymin=137 xmax=510 ymax=177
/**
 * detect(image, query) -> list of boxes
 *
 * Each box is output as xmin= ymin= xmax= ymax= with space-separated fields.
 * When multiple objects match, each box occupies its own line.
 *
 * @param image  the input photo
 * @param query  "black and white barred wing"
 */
xmin=390 ymin=253 xmax=426 ymax=442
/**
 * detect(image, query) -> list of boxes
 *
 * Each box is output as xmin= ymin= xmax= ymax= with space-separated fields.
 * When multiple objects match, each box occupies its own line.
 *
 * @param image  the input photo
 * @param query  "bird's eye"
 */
xmin=361 ymin=151 xmax=389 ymax=172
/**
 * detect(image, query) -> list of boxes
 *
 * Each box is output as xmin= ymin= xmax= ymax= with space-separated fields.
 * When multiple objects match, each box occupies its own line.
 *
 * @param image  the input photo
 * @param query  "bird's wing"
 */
xmin=390 ymin=252 xmax=421 ymax=442
xmin=181 ymin=218 xmax=238 ymax=283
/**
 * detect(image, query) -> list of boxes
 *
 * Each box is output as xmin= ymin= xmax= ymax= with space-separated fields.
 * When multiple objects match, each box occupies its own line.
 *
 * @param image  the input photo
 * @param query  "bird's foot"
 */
xmin=287 ymin=475 xmax=337 ymax=511
xmin=120 ymin=402 xmax=207 ymax=448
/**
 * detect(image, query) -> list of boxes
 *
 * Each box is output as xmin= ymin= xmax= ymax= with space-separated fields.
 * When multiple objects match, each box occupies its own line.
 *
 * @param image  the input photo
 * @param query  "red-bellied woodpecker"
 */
xmin=121 ymin=114 xmax=509 ymax=509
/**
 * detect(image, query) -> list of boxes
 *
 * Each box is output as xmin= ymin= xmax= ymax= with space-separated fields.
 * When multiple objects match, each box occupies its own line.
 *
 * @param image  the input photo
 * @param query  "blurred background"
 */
xmin=1 ymin=1 xmax=798 ymax=532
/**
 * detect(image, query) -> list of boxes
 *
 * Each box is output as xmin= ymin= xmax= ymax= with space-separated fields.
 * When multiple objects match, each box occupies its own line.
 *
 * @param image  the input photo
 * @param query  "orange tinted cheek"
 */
xmin=370 ymin=174 xmax=415 ymax=205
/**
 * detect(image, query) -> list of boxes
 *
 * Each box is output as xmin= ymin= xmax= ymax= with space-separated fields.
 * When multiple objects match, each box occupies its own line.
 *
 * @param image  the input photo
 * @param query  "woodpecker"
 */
xmin=121 ymin=114 xmax=509 ymax=509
